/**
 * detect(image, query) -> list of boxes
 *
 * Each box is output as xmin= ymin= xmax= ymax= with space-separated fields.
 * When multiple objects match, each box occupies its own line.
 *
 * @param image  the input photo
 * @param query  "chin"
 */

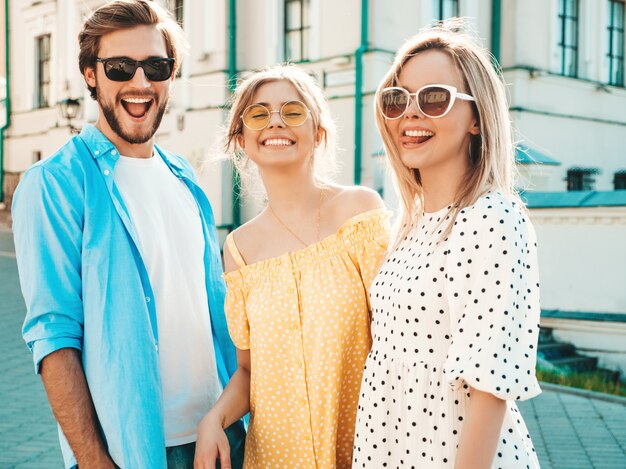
xmin=400 ymin=153 xmax=427 ymax=171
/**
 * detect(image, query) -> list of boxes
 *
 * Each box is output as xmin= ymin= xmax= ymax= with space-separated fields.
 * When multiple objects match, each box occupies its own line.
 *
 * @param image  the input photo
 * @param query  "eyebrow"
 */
xmin=101 ymin=55 xmax=170 ymax=60
xmin=253 ymin=101 xmax=295 ymax=107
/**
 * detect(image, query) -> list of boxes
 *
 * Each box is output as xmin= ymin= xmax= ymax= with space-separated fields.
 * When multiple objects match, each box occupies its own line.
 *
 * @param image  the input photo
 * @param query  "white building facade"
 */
xmin=2 ymin=0 xmax=626 ymax=371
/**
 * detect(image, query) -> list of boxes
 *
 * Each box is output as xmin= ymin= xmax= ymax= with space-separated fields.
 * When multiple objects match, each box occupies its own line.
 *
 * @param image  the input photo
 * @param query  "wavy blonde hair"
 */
xmin=223 ymin=64 xmax=337 ymax=198
xmin=376 ymin=19 xmax=518 ymax=244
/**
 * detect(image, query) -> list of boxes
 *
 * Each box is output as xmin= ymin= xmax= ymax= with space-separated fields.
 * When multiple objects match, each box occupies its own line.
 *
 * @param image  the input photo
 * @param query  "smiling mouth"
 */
xmin=403 ymin=129 xmax=434 ymax=144
xmin=121 ymin=97 xmax=154 ymax=119
xmin=262 ymin=138 xmax=295 ymax=146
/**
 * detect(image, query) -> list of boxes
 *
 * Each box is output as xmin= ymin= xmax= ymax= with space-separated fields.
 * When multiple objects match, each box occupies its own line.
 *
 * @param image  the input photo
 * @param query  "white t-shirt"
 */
xmin=114 ymin=153 xmax=223 ymax=446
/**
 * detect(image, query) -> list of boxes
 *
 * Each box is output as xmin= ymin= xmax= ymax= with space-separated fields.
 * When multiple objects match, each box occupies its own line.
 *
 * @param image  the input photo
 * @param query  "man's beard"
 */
xmin=96 ymin=85 xmax=168 ymax=145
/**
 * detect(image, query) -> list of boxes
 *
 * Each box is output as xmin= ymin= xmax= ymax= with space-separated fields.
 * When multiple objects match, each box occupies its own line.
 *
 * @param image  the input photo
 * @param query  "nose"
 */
xmin=129 ymin=65 xmax=152 ymax=89
xmin=267 ymin=110 xmax=285 ymax=128
xmin=404 ymin=95 xmax=424 ymax=119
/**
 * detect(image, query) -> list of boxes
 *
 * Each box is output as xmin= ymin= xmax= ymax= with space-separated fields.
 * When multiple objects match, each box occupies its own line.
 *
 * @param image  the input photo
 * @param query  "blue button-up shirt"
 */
xmin=12 ymin=125 xmax=239 ymax=469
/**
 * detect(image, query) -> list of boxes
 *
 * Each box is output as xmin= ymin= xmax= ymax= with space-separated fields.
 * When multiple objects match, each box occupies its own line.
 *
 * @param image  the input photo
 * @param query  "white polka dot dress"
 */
xmin=353 ymin=191 xmax=542 ymax=469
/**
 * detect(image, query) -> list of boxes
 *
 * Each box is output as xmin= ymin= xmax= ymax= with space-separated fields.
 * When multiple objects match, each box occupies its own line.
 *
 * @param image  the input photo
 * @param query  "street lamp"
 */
xmin=58 ymin=98 xmax=82 ymax=134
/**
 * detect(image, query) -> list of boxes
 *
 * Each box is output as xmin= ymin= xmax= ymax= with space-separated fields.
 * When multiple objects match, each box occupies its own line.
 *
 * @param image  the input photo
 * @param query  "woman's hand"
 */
xmin=194 ymin=412 xmax=231 ymax=469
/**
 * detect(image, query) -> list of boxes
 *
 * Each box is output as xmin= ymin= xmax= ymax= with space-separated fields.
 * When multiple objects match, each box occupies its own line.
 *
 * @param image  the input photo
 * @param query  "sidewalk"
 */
xmin=1 ymin=225 xmax=625 ymax=468
xmin=0 ymin=223 xmax=63 ymax=468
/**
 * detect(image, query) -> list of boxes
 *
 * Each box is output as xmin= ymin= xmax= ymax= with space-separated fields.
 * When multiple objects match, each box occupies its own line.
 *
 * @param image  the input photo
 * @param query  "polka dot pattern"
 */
xmin=224 ymin=209 xmax=390 ymax=468
xmin=353 ymin=192 xmax=541 ymax=468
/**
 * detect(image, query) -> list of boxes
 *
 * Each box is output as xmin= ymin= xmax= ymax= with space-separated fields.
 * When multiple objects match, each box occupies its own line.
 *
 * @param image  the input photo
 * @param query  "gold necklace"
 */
xmin=268 ymin=188 xmax=323 ymax=248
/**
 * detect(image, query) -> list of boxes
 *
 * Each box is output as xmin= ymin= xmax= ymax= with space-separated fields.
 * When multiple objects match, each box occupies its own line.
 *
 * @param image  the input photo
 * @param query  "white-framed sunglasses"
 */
xmin=240 ymin=100 xmax=311 ymax=130
xmin=379 ymin=84 xmax=475 ymax=119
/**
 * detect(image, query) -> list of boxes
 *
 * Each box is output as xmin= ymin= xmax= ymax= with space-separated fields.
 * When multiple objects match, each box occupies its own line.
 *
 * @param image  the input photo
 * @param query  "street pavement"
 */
xmin=1 ymin=224 xmax=625 ymax=468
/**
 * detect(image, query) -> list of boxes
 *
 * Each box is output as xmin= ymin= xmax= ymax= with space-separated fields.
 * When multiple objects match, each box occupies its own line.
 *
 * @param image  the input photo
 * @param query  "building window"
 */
xmin=169 ymin=0 xmax=184 ymax=76
xmin=558 ymin=0 xmax=579 ymax=77
xmin=172 ymin=0 xmax=184 ymax=26
xmin=284 ymin=0 xmax=310 ymax=62
xmin=614 ymin=170 xmax=626 ymax=189
xmin=36 ymin=35 xmax=51 ymax=109
xmin=608 ymin=0 xmax=625 ymax=86
xmin=566 ymin=167 xmax=599 ymax=191
xmin=433 ymin=0 xmax=459 ymax=20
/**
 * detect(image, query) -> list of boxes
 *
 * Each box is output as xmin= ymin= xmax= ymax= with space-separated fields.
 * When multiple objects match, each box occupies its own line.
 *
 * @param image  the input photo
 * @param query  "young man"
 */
xmin=12 ymin=2 xmax=244 ymax=468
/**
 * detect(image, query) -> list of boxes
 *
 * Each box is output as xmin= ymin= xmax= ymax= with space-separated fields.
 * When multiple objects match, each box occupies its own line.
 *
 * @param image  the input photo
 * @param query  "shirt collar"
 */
xmin=77 ymin=124 xmax=187 ymax=177
xmin=77 ymin=124 xmax=118 ymax=160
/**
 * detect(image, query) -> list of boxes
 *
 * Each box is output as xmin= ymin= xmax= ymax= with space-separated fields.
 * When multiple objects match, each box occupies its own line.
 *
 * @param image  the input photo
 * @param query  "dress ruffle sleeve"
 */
xmin=443 ymin=194 xmax=541 ymax=401
xmin=223 ymin=271 xmax=251 ymax=350
xmin=342 ymin=209 xmax=391 ymax=305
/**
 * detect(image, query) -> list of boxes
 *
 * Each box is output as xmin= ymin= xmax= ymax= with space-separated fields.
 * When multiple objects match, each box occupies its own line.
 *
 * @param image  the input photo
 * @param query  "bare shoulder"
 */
xmin=224 ymin=213 xmax=270 ymax=273
xmin=323 ymin=185 xmax=386 ymax=227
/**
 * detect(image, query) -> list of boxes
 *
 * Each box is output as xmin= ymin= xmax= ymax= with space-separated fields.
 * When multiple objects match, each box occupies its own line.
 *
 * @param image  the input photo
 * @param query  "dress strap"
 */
xmin=225 ymin=232 xmax=247 ymax=268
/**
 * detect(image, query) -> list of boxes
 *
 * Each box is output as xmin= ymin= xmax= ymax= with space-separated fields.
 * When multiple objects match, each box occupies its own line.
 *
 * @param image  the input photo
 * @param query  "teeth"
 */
xmin=122 ymin=97 xmax=152 ymax=103
xmin=404 ymin=129 xmax=434 ymax=137
xmin=263 ymin=138 xmax=293 ymax=146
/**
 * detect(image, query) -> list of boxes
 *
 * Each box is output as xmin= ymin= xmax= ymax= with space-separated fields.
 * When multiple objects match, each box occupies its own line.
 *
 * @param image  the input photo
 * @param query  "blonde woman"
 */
xmin=195 ymin=65 xmax=389 ymax=469
xmin=352 ymin=21 xmax=541 ymax=469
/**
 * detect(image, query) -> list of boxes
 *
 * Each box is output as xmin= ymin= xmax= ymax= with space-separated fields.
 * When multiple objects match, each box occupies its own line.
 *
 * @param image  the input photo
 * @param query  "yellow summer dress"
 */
xmin=223 ymin=209 xmax=390 ymax=469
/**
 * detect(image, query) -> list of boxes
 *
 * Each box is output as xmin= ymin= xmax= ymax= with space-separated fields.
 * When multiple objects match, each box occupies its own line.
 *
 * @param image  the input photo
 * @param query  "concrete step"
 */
xmin=551 ymin=355 xmax=599 ymax=373
xmin=538 ymin=327 xmax=555 ymax=345
xmin=538 ymin=341 xmax=576 ymax=360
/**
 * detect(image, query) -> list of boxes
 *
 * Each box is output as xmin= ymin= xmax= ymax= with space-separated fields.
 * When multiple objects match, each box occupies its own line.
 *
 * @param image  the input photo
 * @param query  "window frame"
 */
xmin=433 ymin=0 xmax=459 ymax=20
xmin=36 ymin=34 xmax=51 ymax=109
xmin=614 ymin=170 xmax=626 ymax=190
xmin=608 ymin=0 xmax=625 ymax=86
xmin=173 ymin=0 xmax=184 ymax=26
xmin=566 ymin=167 xmax=599 ymax=191
xmin=558 ymin=0 xmax=580 ymax=78
xmin=284 ymin=0 xmax=311 ymax=62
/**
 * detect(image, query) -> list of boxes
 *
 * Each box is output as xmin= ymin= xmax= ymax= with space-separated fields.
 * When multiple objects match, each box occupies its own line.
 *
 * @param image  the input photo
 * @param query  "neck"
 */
xmin=94 ymin=116 xmax=154 ymax=158
xmin=261 ymin=165 xmax=320 ymax=214
xmin=419 ymin=155 xmax=469 ymax=213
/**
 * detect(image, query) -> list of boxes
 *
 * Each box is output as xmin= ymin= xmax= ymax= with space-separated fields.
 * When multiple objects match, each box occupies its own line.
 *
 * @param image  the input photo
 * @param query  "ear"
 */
xmin=84 ymin=66 xmax=97 ymax=89
xmin=468 ymin=118 xmax=480 ymax=136
xmin=315 ymin=127 xmax=325 ymax=147
xmin=236 ymin=134 xmax=245 ymax=149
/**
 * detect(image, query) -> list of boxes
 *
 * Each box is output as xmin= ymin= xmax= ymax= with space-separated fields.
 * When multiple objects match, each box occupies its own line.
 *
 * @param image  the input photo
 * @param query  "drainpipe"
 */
xmin=228 ymin=0 xmax=240 ymax=228
xmin=353 ymin=0 xmax=368 ymax=185
xmin=0 ymin=0 xmax=10 ymax=203
xmin=491 ymin=0 xmax=501 ymax=65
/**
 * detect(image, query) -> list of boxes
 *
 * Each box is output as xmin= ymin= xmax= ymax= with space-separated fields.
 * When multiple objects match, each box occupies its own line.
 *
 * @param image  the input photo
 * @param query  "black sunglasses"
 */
xmin=95 ymin=57 xmax=175 ymax=82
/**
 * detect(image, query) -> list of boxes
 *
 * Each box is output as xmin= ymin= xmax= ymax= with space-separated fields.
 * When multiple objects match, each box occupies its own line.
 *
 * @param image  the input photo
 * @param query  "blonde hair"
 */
xmin=223 ymin=64 xmax=337 ymax=198
xmin=79 ymin=0 xmax=187 ymax=100
xmin=376 ymin=19 xmax=518 ymax=244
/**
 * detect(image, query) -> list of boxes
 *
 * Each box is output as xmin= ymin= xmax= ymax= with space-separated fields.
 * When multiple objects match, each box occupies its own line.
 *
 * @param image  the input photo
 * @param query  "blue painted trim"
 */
xmin=515 ymin=144 xmax=561 ymax=166
xmin=542 ymin=309 xmax=626 ymax=323
xmin=521 ymin=190 xmax=626 ymax=208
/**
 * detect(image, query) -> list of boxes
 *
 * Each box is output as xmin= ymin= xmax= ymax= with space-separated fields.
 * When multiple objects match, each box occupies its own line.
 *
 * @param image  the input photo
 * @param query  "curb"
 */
xmin=539 ymin=381 xmax=626 ymax=405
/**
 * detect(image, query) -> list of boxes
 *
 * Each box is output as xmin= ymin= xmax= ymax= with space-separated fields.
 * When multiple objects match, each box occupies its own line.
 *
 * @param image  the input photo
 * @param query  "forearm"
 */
xmin=454 ymin=387 xmax=506 ymax=469
xmin=207 ymin=366 xmax=251 ymax=429
xmin=40 ymin=348 xmax=115 ymax=468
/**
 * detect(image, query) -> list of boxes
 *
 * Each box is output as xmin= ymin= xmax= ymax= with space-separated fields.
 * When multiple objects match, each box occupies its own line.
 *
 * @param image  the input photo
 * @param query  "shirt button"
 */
xmin=94 ymin=150 xmax=100 ymax=155
xmin=154 ymin=343 xmax=159 ymax=351
xmin=145 ymin=296 xmax=151 ymax=303
xmin=103 ymin=169 xmax=110 ymax=176
xmin=111 ymin=149 xmax=117 ymax=155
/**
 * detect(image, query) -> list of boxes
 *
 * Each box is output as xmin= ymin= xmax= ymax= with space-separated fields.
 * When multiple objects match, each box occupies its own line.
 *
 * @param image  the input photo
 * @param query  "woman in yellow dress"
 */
xmin=194 ymin=65 xmax=389 ymax=469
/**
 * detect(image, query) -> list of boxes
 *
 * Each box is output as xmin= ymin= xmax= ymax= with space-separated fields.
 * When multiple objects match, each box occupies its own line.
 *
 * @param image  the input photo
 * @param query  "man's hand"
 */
xmin=194 ymin=412 xmax=231 ymax=469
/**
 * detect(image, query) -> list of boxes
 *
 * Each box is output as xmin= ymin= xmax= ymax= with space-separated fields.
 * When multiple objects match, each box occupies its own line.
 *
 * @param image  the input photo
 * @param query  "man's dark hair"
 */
xmin=78 ymin=0 xmax=186 ymax=100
